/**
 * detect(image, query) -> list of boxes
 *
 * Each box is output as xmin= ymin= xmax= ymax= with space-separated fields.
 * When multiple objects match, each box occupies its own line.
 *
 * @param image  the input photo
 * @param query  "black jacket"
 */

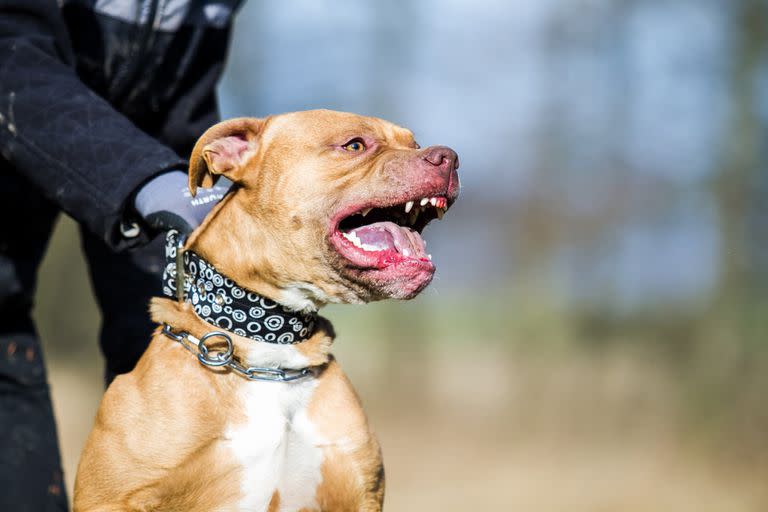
xmin=0 ymin=0 xmax=243 ymax=250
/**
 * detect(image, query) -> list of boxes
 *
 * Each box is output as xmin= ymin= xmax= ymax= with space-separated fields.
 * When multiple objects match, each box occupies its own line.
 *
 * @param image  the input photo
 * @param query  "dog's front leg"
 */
xmin=306 ymin=360 xmax=385 ymax=512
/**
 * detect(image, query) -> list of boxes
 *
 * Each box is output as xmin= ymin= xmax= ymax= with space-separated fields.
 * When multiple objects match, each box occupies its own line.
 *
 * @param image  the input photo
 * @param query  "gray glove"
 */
xmin=133 ymin=170 xmax=232 ymax=236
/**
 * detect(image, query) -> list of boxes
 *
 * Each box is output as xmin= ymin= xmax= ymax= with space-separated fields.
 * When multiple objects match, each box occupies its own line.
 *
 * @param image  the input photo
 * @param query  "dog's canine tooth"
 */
xmin=405 ymin=201 xmax=414 ymax=213
xmin=409 ymin=209 xmax=419 ymax=225
xmin=436 ymin=208 xmax=444 ymax=220
xmin=361 ymin=208 xmax=372 ymax=217
xmin=428 ymin=254 xmax=432 ymax=260
xmin=420 ymin=198 xmax=429 ymax=207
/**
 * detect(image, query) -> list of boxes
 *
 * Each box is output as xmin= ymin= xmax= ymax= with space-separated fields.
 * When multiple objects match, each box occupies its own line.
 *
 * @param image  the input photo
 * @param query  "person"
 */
xmin=0 ymin=1 xmax=245 ymax=509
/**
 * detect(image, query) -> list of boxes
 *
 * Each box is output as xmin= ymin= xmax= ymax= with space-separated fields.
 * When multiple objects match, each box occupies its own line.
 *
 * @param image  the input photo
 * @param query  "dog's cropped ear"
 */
xmin=188 ymin=117 xmax=266 ymax=196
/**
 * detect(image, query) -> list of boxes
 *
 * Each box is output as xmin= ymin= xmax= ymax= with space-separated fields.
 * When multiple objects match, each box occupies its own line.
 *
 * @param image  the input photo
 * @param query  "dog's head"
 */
xmin=187 ymin=110 xmax=459 ymax=310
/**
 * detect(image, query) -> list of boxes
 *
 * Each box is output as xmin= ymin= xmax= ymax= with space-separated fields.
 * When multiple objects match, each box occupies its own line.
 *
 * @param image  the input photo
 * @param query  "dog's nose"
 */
xmin=422 ymin=146 xmax=459 ymax=172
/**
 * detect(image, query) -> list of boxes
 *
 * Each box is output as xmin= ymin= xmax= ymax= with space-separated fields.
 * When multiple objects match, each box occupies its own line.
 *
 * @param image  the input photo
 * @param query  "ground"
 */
xmin=50 ymin=343 xmax=768 ymax=511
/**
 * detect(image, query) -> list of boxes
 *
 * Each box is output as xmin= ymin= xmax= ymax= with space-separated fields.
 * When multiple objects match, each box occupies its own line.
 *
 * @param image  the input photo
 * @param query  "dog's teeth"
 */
xmin=428 ymin=254 xmax=432 ymax=260
xmin=343 ymin=231 xmax=363 ymax=248
xmin=409 ymin=209 xmax=419 ymax=225
xmin=405 ymin=201 xmax=414 ymax=213
xmin=436 ymin=208 xmax=444 ymax=220
xmin=361 ymin=208 xmax=372 ymax=217
xmin=430 ymin=197 xmax=437 ymax=206
xmin=420 ymin=198 xmax=429 ymax=207
xmin=344 ymin=231 xmax=384 ymax=252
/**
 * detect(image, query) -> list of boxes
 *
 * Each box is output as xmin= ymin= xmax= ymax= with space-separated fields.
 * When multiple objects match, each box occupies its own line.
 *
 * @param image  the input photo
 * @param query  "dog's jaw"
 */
xmin=326 ymin=163 xmax=459 ymax=301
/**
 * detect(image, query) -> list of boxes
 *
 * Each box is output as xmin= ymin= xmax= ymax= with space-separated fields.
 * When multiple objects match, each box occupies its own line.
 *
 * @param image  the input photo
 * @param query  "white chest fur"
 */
xmin=226 ymin=376 xmax=324 ymax=512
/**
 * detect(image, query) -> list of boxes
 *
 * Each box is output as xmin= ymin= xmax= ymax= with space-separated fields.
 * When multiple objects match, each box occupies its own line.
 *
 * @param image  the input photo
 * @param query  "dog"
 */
xmin=73 ymin=109 xmax=459 ymax=511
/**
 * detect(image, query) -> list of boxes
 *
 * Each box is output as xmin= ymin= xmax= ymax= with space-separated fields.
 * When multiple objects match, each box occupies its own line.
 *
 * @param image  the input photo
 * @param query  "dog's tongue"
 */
xmin=347 ymin=221 xmax=427 ymax=258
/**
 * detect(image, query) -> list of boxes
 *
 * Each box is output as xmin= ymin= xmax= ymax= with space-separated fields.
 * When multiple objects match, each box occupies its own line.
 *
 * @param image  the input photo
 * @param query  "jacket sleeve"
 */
xmin=0 ymin=0 xmax=188 ymax=251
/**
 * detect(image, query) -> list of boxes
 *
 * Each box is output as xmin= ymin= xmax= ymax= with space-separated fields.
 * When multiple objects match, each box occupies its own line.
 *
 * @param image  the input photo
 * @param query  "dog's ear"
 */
xmin=188 ymin=117 xmax=266 ymax=196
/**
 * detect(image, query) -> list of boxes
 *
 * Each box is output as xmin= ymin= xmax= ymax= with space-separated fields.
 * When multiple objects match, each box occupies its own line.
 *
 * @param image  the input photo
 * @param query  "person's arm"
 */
xmin=0 ymin=0 xmax=189 ymax=250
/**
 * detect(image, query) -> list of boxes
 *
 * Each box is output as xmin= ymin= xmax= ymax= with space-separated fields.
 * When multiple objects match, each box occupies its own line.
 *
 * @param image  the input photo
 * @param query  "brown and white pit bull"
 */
xmin=73 ymin=109 xmax=459 ymax=512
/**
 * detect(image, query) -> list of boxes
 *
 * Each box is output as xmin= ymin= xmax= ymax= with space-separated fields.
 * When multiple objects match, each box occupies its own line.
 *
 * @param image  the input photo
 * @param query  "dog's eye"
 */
xmin=342 ymin=139 xmax=366 ymax=152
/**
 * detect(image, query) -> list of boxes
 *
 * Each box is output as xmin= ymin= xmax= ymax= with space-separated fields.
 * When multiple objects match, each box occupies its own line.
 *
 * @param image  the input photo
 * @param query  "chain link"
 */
xmin=161 ymin=324 xmax=313 ymax=382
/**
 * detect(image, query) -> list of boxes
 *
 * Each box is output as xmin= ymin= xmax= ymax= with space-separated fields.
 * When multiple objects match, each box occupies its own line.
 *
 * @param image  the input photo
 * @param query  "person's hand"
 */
xmin=133 ymin=170 xmax=231 ymax=236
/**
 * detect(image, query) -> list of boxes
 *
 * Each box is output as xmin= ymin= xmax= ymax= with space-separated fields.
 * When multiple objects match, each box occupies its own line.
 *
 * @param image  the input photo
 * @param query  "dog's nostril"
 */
xmin=424 ymin=150 xmax=444 ymax=167
xmin=423 ymin=146 xmax=458 ymax=170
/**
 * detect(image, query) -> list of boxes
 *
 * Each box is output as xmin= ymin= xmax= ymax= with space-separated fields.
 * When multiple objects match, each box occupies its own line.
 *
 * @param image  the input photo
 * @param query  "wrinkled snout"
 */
xmin=419 ymin=145 xmax=460 ymax=201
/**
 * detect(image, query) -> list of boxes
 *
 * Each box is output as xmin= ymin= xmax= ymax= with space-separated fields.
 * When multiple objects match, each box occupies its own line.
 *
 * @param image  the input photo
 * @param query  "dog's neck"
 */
xmin=155 ymin=229 xmax=334 ymax=370
xmin=163 ymin=230 xmax=318 ymax=344
xmin=184 ymin=190 xmax=331 ymax=313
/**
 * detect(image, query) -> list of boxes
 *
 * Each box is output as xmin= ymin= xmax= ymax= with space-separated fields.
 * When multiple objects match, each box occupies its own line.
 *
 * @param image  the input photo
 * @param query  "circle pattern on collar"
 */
xmin=162 ymin=231 xmax=316 ymax=344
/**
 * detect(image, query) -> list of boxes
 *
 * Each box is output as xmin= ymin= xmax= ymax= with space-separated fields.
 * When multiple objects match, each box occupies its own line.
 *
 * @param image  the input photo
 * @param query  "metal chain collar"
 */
xmin=161 ymin=324 xmax=313 ymax=382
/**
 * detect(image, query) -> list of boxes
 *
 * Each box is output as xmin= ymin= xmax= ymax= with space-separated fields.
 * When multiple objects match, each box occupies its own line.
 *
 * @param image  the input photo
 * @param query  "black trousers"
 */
xmin=0 ymin=170 xmax=163 ymax=511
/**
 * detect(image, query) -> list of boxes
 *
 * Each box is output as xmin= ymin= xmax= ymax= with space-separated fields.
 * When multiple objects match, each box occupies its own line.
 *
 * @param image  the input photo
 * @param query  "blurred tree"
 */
xmin=713 ymin=0 xmax=768 ymax=350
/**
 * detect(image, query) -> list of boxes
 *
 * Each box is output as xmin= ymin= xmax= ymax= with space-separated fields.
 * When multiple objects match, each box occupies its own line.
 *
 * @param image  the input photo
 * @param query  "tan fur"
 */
xmin=309 ymin=363 xmax=385 ymax=511
xmin=74 ymin=328 xmax=245 ymax=511
xmin=74 ymin=110 xmax=456 ymax=511
xmin=267 ymin=492 xmax=280 ymax=512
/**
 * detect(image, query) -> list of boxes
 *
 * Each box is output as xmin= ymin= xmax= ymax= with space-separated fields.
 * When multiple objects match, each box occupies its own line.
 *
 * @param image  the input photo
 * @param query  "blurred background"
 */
xmin=36 ymin=0 xmax=767 ymax=510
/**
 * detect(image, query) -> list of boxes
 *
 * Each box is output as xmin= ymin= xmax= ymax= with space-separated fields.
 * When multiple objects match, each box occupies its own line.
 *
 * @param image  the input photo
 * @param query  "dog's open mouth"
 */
xmin=332 ymin=195 xmax=450 ymax=269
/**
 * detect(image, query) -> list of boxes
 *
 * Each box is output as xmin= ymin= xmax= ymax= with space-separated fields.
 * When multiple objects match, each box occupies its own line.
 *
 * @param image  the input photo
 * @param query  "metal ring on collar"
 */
xmin=197 ymin=331 xmax=234 ymax=367
xmin=161 ymin=324 xmax=314 ymax=382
